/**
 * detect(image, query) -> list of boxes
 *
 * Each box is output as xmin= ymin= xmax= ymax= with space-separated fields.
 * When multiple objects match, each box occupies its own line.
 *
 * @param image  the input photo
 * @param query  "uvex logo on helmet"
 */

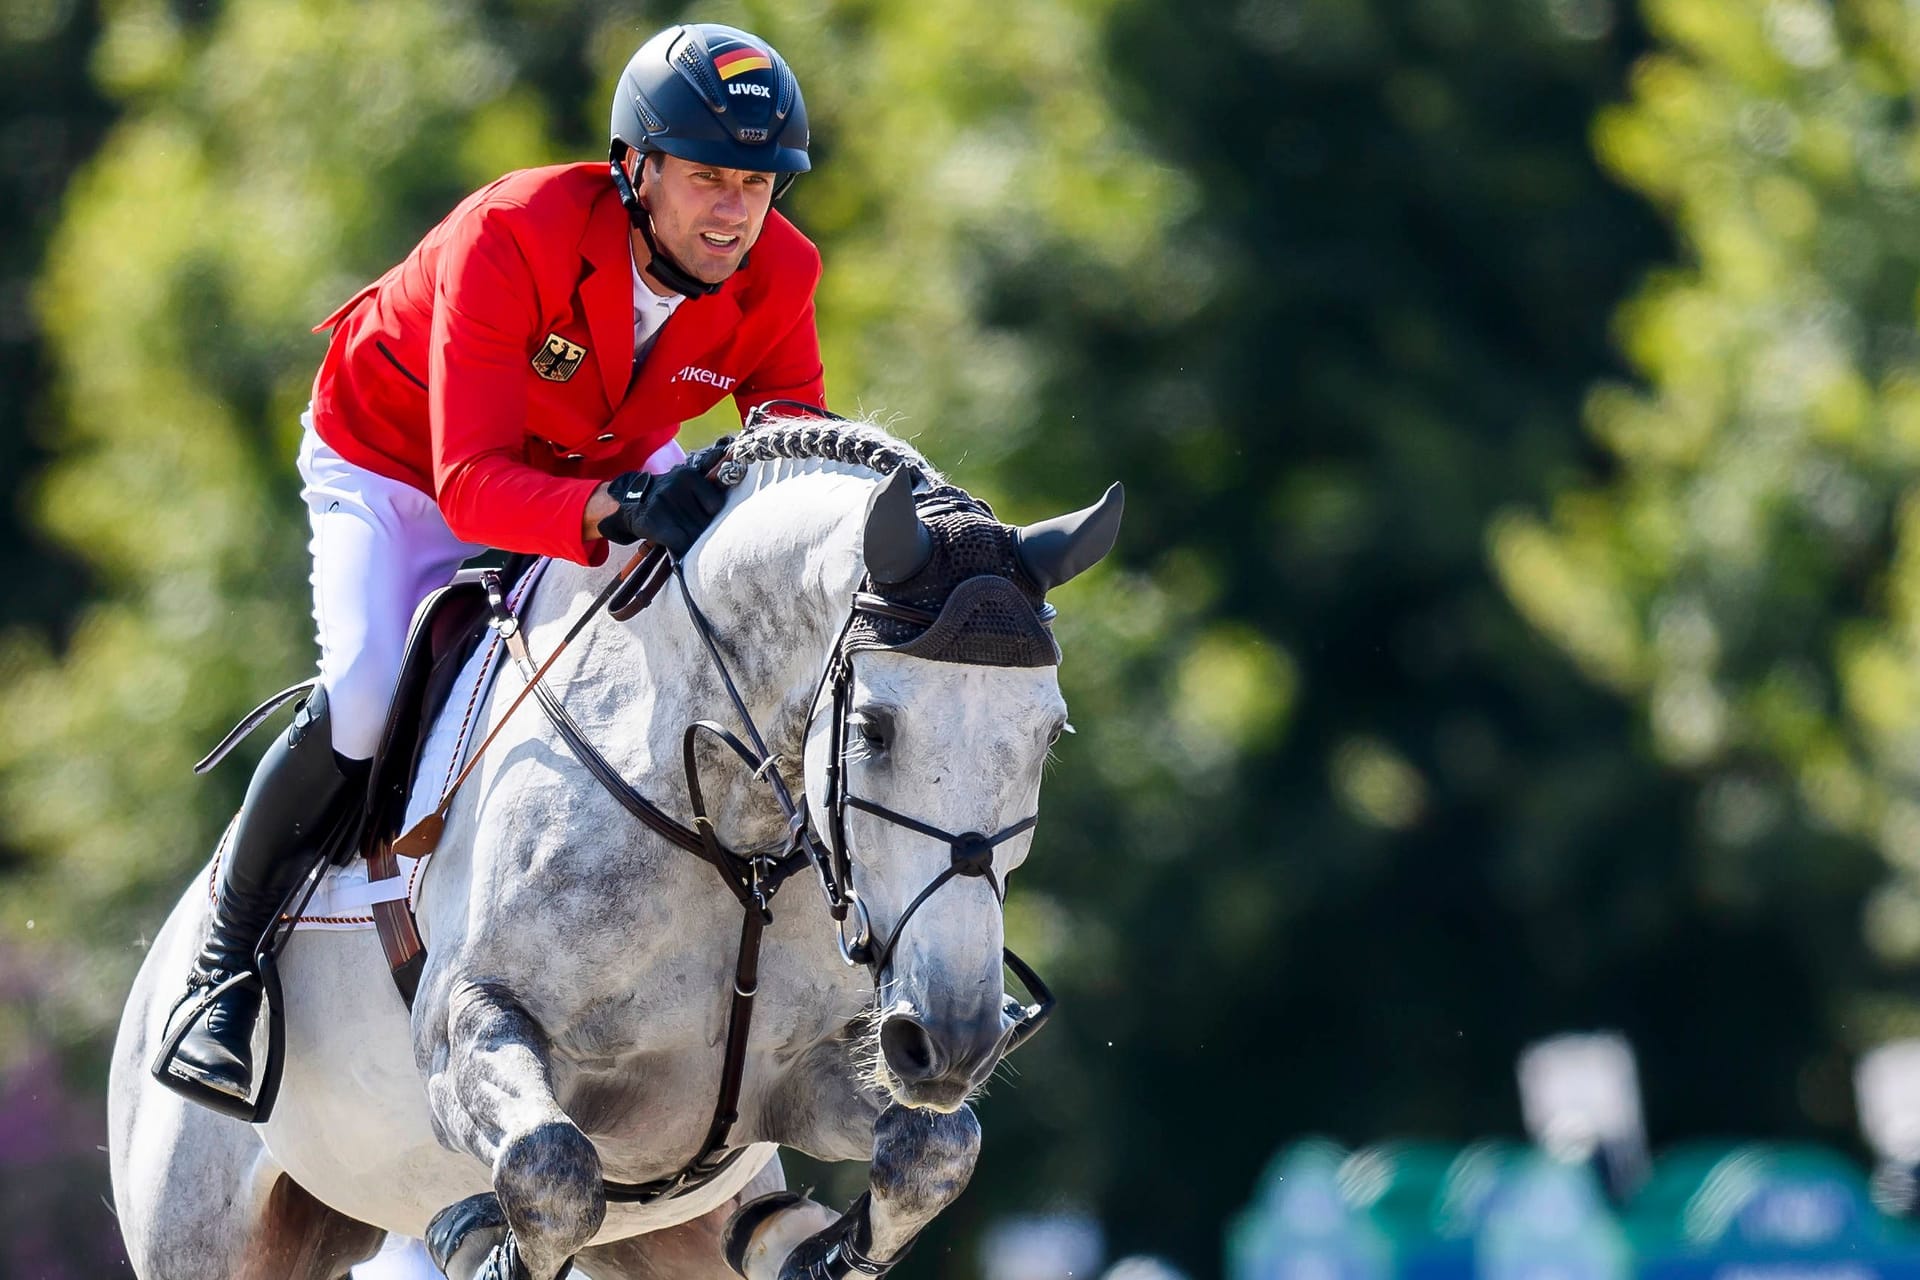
xmin=715 ymin=47 xmax=774 ymax=97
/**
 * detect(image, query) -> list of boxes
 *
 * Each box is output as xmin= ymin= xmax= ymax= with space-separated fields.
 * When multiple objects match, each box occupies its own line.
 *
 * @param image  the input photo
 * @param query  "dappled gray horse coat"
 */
xmin=108 ymin=419 xmax=1120 ymax=1280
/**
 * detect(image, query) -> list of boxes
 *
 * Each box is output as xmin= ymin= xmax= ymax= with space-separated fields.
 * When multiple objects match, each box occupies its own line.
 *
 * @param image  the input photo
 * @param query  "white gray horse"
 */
xmin=108 ymin=418 xmax=1121 ymax=1280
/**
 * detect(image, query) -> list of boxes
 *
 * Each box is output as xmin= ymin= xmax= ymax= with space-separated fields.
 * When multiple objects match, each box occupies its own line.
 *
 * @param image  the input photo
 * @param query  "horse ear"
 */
xmin=1014 ymin=482 xmax=1125 ymax=593
xmin=864 ymin=468 xmax=934 ymax=584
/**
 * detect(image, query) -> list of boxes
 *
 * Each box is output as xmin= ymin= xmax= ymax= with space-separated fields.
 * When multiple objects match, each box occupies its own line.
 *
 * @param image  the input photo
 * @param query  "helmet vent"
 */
xmin=673 ymin=39 xmax=727 ymax=111
xmin=632 ymin=92 xmax=665 ymax=135
xmin=775 ymin=66 xmax=795 ymax=120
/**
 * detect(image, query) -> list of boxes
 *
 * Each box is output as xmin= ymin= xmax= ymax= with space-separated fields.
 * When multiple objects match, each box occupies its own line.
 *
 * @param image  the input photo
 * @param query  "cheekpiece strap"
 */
xmin=849 ymin=592 xmax=938 ymax=628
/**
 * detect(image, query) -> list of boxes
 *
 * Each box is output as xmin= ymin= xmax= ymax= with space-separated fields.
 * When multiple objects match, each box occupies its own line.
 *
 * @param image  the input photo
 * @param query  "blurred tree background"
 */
xmin=3 ymin=0 xmax=1918 ymax=1276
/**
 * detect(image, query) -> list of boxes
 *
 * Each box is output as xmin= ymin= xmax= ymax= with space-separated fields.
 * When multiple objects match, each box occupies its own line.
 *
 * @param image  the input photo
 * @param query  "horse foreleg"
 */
xmin=726 ymin=1104 xmax=981 ymax=1280
xmin=862 ymin=1104 xmax=983 ymax=1259
xmin=424 ymin=981 xmax=603 ymax=1280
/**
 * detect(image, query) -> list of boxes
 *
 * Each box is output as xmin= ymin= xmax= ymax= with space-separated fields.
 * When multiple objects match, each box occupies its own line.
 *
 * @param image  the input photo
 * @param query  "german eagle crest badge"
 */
xmin=531 ymin=334 xmax=588 ymax=382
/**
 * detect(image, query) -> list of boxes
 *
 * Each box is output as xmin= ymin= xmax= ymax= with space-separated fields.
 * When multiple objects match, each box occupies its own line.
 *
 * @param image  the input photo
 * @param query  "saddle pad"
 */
xmin=208 ymin=561 xmax=548 ymax=932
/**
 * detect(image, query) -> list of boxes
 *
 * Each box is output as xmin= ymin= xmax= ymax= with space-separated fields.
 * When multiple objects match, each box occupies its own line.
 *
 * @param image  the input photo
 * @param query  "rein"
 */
xmin=388 ymin=470 xmax=1055 ymax=1207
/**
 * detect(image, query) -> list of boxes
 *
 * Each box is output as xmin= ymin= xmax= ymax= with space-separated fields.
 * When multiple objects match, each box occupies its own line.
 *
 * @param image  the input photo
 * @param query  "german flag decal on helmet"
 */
xmin=713 ymin=47 xmax=771 ymax=79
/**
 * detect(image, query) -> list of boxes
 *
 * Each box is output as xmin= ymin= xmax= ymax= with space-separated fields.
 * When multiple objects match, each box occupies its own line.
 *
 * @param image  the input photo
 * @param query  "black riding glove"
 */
xmin=596 ymin=438 xmax=733 ymax=557
xmin=683 ymin=435 xmax=734 ymax=475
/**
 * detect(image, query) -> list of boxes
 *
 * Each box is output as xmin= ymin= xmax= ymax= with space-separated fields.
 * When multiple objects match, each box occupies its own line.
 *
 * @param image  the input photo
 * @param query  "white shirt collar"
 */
xmin=631 ymin=243 xmax=687 ymax=360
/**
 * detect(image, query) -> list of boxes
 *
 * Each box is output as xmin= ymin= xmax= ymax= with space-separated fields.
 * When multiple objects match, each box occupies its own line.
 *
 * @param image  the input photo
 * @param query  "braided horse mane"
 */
xmin=727 ymin=413 xmax=945 ymax=489
xmin=719 ymin=412 xmax=1058 ymax=669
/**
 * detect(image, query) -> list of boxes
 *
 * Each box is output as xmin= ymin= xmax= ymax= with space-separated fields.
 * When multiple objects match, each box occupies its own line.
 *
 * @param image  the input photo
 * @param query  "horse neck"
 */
xmin=526 ymin=466 xmax=870 ymax=813
xmin=689 ymin=467 xmax=870 ymax=725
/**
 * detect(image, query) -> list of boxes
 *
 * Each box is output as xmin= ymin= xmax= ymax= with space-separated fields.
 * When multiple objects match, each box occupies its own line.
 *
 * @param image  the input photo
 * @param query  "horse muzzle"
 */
xmin=877 ymin=1005 xmax=1005 ymax=1112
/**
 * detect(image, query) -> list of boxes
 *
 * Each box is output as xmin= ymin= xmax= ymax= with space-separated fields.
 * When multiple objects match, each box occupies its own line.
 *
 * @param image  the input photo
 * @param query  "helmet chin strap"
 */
xmin=634 ymin=205 xmax=725 ymax=300
xmin=610 ymin=145 xmax=726 ymax=300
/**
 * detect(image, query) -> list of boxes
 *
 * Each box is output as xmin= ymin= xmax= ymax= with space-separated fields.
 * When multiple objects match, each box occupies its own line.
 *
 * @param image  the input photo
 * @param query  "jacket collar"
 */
xmin=580 ymin=189 xmax=641 ymax=409
xmin=580 ymin=187 xmax=744 ymax=412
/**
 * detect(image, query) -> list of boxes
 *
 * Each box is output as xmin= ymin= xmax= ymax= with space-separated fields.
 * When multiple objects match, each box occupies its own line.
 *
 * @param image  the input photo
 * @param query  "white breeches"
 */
xmin=297 ymin=414 xmax=685 ymax=760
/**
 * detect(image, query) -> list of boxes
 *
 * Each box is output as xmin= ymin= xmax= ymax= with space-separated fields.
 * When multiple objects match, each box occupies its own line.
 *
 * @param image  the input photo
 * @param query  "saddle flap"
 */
xmin=363 ymin=554 xmax=538 ymax=849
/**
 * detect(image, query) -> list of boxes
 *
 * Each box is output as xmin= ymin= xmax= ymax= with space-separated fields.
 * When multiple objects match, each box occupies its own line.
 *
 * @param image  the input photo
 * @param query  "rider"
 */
xmin=158 ymin=21 xmax=823 ymax=1103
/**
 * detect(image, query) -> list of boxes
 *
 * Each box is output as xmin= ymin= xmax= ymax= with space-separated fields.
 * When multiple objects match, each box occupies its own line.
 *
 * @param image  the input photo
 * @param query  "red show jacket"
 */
xmin=309 ymin=163 xmax=825 ymax=564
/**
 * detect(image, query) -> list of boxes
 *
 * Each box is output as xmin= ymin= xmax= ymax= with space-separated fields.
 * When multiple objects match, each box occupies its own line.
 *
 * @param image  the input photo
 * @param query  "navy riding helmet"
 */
xmin=609 ymin=23 xmax=811 ymax=296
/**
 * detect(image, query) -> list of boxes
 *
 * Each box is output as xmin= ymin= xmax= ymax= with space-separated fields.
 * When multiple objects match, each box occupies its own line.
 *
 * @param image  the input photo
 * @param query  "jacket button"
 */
xmin=565 ymin=452 xmax=585 ymax=461
xmin=597 ymin=432 xmax=616 ymax=442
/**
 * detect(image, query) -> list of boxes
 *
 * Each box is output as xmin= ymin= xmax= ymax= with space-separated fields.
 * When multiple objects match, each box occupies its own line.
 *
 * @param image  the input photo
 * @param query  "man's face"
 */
xmin=634 ymin=152 xmax=775 ymax=286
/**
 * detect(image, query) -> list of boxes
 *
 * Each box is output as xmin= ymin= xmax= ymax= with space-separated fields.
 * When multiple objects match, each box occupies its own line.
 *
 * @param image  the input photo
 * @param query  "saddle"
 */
xmin=354 ymin=553 xmax=537 ymax=995
xmin=170 ymin=552 xmax=538 ymax=1123
xmin=362 ymin=555 xmax=537 ymax=859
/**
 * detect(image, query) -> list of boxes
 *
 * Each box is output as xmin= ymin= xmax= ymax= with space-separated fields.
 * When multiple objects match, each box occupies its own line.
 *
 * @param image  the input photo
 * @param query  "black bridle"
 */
xmin=677 ymin=562 xmax=1054 ymax=1033
xmin=806 ymin=604 xmax=1040 ymax=986
xmin=500 ymin=542 xmax=1055 ymax=1206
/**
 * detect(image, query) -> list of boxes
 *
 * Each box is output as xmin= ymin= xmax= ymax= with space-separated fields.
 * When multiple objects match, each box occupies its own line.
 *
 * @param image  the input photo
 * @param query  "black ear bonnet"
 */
xmin=845 ymin=488 xmax=1061 ymax=669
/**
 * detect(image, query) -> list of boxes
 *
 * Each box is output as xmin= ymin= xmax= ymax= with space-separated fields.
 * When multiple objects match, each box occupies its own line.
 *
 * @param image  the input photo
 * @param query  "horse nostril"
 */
xmin=879 ymin=1015 xmax=943 ymax=1082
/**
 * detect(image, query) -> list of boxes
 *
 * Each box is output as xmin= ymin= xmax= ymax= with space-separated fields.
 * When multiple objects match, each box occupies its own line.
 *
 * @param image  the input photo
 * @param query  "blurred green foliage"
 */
xmin=1496 ymin=0 xmax=1920 ymax=981
xmin=7 ymin=0 xmax=1920 ymax=1277
xmin=0 ymin=0 xmax=109 ymax=637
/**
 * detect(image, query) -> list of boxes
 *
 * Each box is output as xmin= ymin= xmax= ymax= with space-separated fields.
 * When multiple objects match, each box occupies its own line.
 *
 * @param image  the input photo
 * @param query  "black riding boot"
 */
xmin=159 ymin=686 xmax=366 ymax=1100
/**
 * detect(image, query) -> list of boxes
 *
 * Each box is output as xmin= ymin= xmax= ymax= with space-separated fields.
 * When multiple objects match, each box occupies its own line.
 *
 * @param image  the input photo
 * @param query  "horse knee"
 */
xmin=494 ymin=1120 xmax=604 ymax=1246
xmin=871 ymin=1103 xmax=980 ymax=1205
xmin=864 ymin=1105 xmax=982 ymax=1262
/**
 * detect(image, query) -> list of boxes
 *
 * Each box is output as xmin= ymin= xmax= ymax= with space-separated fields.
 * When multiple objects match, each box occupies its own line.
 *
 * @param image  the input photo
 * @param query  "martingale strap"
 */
xmin=513 ymin=626 xmax=709 ymax=861
xmin=474 ymin=564 xmax=815 ymax=1206
xmin=366 ymin=550 xmax=649 ymax=999
xmin=388 ymin=549 xmax=655 ymax=861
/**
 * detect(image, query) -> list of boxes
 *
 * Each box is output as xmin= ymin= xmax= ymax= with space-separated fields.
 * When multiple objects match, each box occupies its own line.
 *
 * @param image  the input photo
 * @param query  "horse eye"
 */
xmin=1048 ymin=720 xmax=1072 ymax=747
xmin=849 ymin=712 xmax=892 ymax=753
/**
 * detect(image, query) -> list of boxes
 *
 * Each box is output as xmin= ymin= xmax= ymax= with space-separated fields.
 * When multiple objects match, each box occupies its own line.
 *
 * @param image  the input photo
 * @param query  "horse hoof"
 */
xmin=776 ymin=1192 xmax=894 ymax=1280
xmin=425 ymin=1194 xmax=575 ymax=1280
xmin=724 ymin=1190 xmax=806 ymax=1276
xmin=426 ymin=1193 xmax=511 ymax=1280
